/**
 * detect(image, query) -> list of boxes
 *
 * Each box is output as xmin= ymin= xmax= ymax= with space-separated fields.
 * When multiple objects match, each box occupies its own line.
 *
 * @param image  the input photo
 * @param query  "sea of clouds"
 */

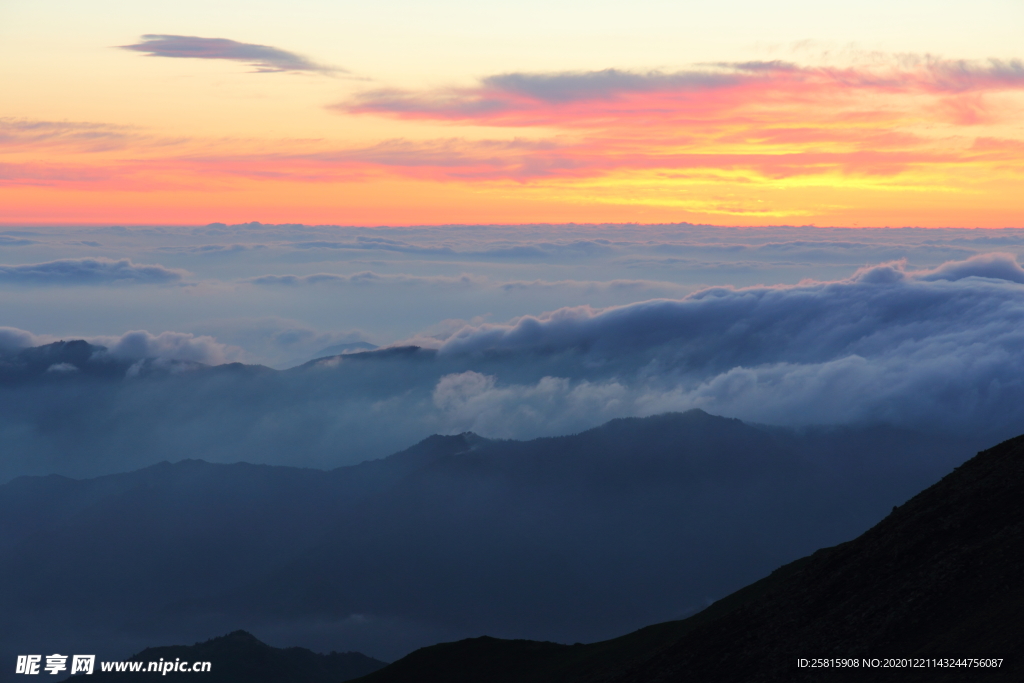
xmin=1 ymin=223 xmax=1024 ymax=479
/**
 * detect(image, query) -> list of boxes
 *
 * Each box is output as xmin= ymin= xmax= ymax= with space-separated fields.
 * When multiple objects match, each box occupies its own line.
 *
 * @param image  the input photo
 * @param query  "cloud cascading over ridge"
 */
xmin=0 ymin=327 xmax=236 ymax=363
xmin=119 ymin=35 xmax=337 ymax=74
xmin=432 ymin=253 xmax=1024 ymax=358
xmin=0 ymin=327 xmax=44 ymax=353
xmin=412 ymin=254 xmax=1024 ymax=438
xmin=94 ymin=330 xmax=238 ymax=365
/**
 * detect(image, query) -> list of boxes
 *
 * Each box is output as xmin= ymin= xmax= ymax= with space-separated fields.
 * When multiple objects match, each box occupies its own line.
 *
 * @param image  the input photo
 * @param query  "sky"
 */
xmin=3 ymin=0 xmax=1024 ymax=226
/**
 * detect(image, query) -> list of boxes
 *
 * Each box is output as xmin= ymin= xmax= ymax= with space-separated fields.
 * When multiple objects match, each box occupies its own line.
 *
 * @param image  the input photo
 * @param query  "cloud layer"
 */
xmin=120 ymin=35 xmax=335 ymax=74
xmin=3 ymin=253 xmax=1024 ymax=483
xmin=3 ymin=223 xmax=1022 ymax=370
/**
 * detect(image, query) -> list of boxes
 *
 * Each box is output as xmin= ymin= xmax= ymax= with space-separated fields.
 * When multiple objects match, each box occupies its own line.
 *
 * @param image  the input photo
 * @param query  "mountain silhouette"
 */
xmin=346 ymin=431 xmax=1024 ymax=682
xmin=62 ymin=630 xmax=385 ymax=682
xmin=0 ymin=410 xmax=981 ymax=679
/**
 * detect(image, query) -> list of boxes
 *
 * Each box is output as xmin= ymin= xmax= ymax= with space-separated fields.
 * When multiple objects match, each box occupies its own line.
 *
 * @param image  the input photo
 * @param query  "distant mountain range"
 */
xmin=349 ymin=428 xmax=1024 ymax=682
xmin=0 ymin=409 xmax=979 ymax=680
xmin=62 ymin=631 xmax=385 ymax=682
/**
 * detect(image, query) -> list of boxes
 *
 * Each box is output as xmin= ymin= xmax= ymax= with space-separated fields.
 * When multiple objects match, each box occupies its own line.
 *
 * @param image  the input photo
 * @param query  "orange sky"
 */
xmin=3 ymin=4 xmax=1024 ymax=227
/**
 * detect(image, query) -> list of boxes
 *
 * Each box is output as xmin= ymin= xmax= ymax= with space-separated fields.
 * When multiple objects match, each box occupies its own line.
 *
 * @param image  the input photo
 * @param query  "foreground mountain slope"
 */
xmin=620 ymin=431 xmax=1024 ymax=682
xmin=353 ymin=432 xmax=1024 ymax=682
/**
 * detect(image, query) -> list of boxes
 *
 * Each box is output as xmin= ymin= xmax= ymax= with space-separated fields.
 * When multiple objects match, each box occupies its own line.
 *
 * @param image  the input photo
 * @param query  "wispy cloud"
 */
xmin=119 ymin=35 xmax=339 ymax=74
xmin=248 ymin=271 xmax=485 ymax=287
xmin=246 ymin=270 xmax=690 ymax=294
xmin=0 ymin=235 xmax=37 ymax=246
xmin=0 ymin=119 xmax=136 ymax=151
xmin=0 ymin=258 xmax=187 ymax=285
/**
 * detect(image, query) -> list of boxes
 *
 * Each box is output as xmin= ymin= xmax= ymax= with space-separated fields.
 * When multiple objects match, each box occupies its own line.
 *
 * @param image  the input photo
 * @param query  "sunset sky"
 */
xmin=3 ymin=0 xmax=1024 ymax=227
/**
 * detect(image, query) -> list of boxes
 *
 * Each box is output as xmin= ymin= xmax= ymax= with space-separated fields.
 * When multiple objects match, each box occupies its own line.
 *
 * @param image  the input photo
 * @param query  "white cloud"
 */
xmin=421 ymin=254 xmax=1024 ymax=438
xmin=45 ymin=362 xmax=78 ymax=373
xmin=916 ymin=252 xmax=1024 ymax=283
xmin=432 ymin=371 xmax=629 ymax=437
xmin=92 ymin=330 xmax=240 ymax=365
xmin=0 ymin=327 xmax=46 ymax=353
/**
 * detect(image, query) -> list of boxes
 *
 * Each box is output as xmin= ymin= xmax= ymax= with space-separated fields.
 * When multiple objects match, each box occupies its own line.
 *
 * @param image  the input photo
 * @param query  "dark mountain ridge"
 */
xmin=0 ymin=410 xmax=983 ymax=679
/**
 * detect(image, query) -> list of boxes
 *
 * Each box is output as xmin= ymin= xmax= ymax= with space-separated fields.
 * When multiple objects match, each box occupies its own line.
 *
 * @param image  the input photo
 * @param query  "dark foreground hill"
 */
xmin=351 ymin=432 xmax=1024 ymax=683
xmin=64 ymin=630 xmax=385 ymax=682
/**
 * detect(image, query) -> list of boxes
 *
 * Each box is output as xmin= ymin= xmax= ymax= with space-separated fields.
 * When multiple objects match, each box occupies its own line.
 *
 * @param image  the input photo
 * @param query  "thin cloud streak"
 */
xmin=119 ymin=35 xmax=339 ymax=74
xmin=246 ymin=270 xmax=691 ymax=294
xmin=0 ymin=119 xmax=136 ymax=151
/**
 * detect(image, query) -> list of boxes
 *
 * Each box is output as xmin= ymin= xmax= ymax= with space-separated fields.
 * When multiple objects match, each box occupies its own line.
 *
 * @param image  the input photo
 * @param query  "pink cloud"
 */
xmin=339 ymin=58 xmax=1024 ymax=128
xmin=5 ymin=56 xmax=1024 ymax=197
